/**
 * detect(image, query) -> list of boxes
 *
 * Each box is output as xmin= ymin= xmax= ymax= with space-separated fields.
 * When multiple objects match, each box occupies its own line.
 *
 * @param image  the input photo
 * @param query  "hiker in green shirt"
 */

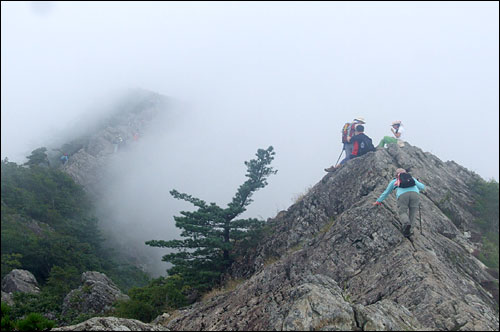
xmin=378 ymin=121 xmax=405 ymax=148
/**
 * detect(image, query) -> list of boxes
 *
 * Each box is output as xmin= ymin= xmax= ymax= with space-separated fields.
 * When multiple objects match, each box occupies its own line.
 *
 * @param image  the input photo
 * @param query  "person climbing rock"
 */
xmin=372 ymin=168 xmax=425 ymax=238
xmin=325 ymin=116 xmax=366 ymax=172
xmin=113 ymin=135 xmax=123 ymax=153
xmin=60 ymin=153 xmax=69 ymax=165
xmin=377 ymin=120 xmax=405 ymax=148
xmin=349 ymin=125 xmax=376 ymax=159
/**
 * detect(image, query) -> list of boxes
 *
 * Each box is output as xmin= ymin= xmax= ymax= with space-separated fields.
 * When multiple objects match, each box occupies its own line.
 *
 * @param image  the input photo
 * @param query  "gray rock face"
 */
xmin=61 ymin=271 xmax=129 ymax=317
xmin=1 ymin=269 xmax=40 ymax=294
xmin=51 ymin=317 xmax=169 ymax=331
xmin=1 ymin=291 xmax=14 ymax=306
xmin=167 ymin=144 xmax=499 ymax=331
xmin=151 ymin=313 xmax=171 ymax=326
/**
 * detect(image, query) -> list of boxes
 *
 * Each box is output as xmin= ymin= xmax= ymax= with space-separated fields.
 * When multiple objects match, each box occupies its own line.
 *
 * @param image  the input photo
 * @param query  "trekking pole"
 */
xmin=419 ymin=203 xmax=423 ymax=235
xmin=334 ymin=147 xmax=345 ymax=167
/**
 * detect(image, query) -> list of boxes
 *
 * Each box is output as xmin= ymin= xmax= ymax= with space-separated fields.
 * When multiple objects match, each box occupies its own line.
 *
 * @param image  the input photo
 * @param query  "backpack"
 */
xmin=342 ymin=122 xmax=358 ymax=143
xmin=397 ymin=172 xmax=416 ymax=188
xmin=341 ymin=123 xmax=351 ymax=143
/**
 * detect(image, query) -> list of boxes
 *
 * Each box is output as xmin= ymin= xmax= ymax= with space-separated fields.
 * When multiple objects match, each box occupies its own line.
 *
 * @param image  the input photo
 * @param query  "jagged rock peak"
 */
xmin=166 ymin=143 xmax=499 ymax=331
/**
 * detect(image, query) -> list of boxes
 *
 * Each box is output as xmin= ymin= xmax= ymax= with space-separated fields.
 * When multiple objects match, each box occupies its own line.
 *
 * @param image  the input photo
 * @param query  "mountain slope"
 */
xmin=56 ymin=89 xmax=170 ymax=198
xmin=166 ymin=143 xmax=499 ymax=331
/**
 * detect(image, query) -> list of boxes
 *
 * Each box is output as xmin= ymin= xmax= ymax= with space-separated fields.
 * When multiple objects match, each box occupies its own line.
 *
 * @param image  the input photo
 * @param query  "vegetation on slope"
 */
xmin=1 ymin=149 xmax=150 ymax=326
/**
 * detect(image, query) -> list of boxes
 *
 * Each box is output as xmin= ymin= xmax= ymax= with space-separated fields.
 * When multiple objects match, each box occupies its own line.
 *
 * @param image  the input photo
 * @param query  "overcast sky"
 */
xmin=2 ymin=1 xmax=498 ymax=274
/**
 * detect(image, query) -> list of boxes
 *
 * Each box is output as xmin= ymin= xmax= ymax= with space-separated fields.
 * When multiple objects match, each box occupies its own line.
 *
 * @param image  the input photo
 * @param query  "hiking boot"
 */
xmin=324 ymin=166 xmax=336 ymax=172
xmin=325 ymin=164 xmax=343 ymax=172
xmin=402 ymin=225 xmax=412 ymax=238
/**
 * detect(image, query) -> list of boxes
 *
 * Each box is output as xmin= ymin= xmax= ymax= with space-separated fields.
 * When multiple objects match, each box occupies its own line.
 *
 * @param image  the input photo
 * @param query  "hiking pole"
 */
xmin=419 ymin=203 xmax=423 ymax=235
xmin=334 ymin=147 xmax=345 ymax=167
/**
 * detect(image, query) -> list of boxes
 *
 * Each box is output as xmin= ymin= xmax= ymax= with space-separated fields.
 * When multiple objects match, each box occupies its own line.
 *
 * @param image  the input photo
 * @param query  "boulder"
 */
xmin=151 ymin=313 xmax=171 ymax=325
xmin=1 ymin=269 xmax=40 ymax=294
xmin=61 ymin=271 xmax=129 ymax=317
xmin=51 ymin=317 xmax=169 ymax=331
xmin=1 ymin=291 xmax=14 ymax=306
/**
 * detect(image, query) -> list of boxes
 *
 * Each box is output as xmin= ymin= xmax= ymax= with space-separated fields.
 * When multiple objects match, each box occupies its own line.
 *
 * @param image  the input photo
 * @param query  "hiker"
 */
xmin=325 ymin=117 xmax=366 ymax=172
xmin=373 ymin=168 xmax=425 ymax=238
xmin=378 ymin=121 xmax=405 ymax=148
xmin=112 ymin=135 xmax=123 ymax=153
xmin=60 ymin=153 xmax=69 ymax=165
xmin=349 ymin=125 xmax=376 ymax=159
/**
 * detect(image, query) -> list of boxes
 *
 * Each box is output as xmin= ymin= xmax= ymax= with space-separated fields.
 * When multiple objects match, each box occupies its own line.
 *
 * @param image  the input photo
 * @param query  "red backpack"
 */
xmin=341 ymin=122 xmax=356 ymax=143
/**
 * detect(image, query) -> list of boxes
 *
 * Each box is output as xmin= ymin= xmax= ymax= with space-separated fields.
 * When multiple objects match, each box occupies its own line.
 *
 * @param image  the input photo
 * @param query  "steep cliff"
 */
xmin=165 ymin=143 xmax=499 ymax=331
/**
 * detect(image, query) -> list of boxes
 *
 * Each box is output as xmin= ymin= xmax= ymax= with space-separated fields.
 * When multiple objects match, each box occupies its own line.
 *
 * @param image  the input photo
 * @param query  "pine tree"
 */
xmin=24 ymin=147 xmax=50 ymax=168
xmin=146 ymin=146 xmax=277 ymax=291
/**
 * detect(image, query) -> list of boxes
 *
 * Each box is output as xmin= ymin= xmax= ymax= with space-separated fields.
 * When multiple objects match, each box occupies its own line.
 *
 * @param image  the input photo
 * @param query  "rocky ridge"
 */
xmin=55 ymin=89 xmax=169 ymax=198
xmin=165 ymin=143 xmax=499 ymax=331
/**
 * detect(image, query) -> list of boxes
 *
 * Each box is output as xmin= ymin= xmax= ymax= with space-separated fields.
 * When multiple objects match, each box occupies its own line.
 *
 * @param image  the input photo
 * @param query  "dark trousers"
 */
xmin=397 ymin=191 xmax=420 ymax=230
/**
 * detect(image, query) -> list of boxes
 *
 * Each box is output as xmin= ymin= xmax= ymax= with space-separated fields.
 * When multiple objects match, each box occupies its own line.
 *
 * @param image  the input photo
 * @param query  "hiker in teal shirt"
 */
xmin=373 ymin=168 xmax=425 ymax=237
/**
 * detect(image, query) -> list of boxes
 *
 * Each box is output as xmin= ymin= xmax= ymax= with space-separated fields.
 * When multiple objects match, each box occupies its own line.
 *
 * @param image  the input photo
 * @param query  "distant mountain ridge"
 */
xmin=55 ymin=89 xmax=170 ymax=198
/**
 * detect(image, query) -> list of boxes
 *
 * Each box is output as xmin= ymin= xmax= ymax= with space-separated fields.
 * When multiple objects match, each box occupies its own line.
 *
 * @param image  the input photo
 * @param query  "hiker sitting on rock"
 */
xmin=349 ymin=125 xmax=376 ymax=159
xmin=373 ymin=168 xmax=425 ymax=238
xmin=325 ymin=116 xmax=365 ymax=172
xmin=378 ymin=121 xmax=405 ymax=148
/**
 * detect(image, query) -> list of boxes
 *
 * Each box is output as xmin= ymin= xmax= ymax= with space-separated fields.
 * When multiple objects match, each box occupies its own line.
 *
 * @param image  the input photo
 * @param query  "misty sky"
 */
xmin=1 ymin=2 xmax=499 ymax=274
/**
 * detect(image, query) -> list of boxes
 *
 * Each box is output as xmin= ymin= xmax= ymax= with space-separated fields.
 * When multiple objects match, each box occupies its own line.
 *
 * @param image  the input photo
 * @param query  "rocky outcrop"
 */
xmin=166 ymin=143 xmax=499 ymax=331
xmin=51 ymin=317 xmax=169 ymax=331
xmin=57 ymin=89 xmax=169 ymax=197
xmin=1 ymin=291 xmax=14 ymax=306
xmin=1 ymin=269 xmax=40 ymax=295
xmin=151 ymin=313 xmax=172 ymax=326
xmin=61 ymin=271 xmax=129 ymax=318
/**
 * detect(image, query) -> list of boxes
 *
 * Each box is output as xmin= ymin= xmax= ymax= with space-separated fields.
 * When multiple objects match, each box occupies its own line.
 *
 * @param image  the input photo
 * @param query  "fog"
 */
xmin=2 ymin=2 xmax=499 ymax=276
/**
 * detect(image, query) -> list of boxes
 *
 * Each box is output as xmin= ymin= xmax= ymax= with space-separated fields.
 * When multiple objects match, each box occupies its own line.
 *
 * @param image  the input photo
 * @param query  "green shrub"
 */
xmin=471 ymin=179 xmax=499 ymax=271
xmin=114 ymin=299 xmax=156 ymax=323
xmin=479 ymin=235 xmax=499 ymax=270
xmin=15 ymin=312 xmax=55 ymax=331
xmin=1 ymin=302 xmax=16 ymax=331
xmin=1 ymin=302 xmax=55 ymax=331
xmin=113 ymin=275 xmax=188 ymax=323
xmin=1 ymin=253 xmax=22 ymax=279
xmin=1 ymin=157 xmax=150 ymax=323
